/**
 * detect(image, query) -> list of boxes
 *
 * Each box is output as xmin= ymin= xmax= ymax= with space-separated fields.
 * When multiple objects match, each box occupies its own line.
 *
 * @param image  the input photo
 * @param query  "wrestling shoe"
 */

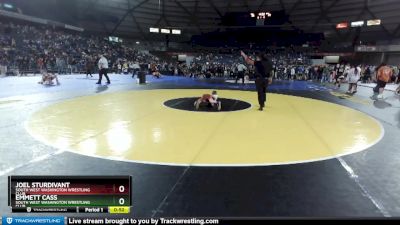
xmin=218 ymin=101 xmax=221 ymax=111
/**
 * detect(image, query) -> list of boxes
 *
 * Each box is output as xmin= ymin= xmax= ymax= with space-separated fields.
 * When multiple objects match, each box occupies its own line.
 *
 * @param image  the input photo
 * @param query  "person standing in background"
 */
xmin=321 ymin=65 xmax=330 ymax=83
xmin=290 ymin=66 xmax=296 ymax=80
xmin=96 ymin=54 xmax=110 ymax=85
xmin=236 ymin=62 xmax=247 ymax=84
xmin=334 ymin=64 xmax=344 ymax=89
xmin=372 ymin=63 xmax=392 ymax=99
xmin=363 ymin=66 xmax=372 ymax=83
xmin=117 ymin=62 xmax=122 ymax=74
xmin=85 ymin=57 xmax=93 ymax=78
xmin=132 ymin=61 xmax=140 ymax=78
xmin=394 ymin=65 xmax=400 ymax=84
xmin=346 ymin=64 xmax=361 ymax=94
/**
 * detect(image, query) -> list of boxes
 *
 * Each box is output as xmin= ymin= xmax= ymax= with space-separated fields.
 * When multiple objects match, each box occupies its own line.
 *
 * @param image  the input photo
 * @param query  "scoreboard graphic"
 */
xmin=8 ymin=176 xmax=132 ymax=213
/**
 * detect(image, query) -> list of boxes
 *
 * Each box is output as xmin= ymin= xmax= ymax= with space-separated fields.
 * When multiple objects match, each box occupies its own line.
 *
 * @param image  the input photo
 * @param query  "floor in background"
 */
xmin=358 ymin=82 xmax=398 ymax=92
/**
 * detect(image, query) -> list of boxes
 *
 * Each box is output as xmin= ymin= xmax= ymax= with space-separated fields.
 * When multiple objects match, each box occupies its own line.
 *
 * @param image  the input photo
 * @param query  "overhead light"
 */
xmin=136 ymin=41 xmax=140 ymax=44
xmin=256 ymin=12 xmax=272 ymax=19
xmin=250 ymin=12 xmax=271 ymax=18
xmin=367 ymin=19 xmax=381 ymax=26
xmin=351 ymin=21 xmax=364 ymax=27
xmin=65 ymin=24 xmax=84 ymax=32
xmin=336 ymin=22 xmax=348 ymax=29
xmin=108 ymin=36 xmax=119 ymax=42
xmin=161 ymin=29 xmax=171 ymax=34
xmin=4 ymin=3 xmax=13 ymax=9
xmin=172 ymin=29 xmax=181 ymax=35
xmin=149 ymin=27 xmax=159 ymax=33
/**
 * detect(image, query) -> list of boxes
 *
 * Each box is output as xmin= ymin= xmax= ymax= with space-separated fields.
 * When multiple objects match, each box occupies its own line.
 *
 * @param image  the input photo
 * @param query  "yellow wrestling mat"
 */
xmin=26 ymin=89 xmax=384 ymax=166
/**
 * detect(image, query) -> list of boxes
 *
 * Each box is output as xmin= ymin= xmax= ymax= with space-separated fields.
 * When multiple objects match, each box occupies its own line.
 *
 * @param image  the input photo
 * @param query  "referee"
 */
xmin=241 ymin=51 xmax=273 ymax=111
xmin=236 ymin=62 xmax=247 ymax=84
xmin=96 ymin=54 xmax=111 ymax=85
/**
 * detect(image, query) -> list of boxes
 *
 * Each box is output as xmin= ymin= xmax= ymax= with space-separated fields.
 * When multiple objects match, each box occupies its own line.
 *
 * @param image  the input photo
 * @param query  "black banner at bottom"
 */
xmin=12 ymin=207 xmax=109 ymax=213
xmin=65 ymin=217 xmax=400 ymax=225
xmin=2 ymin=217 xmax=400 ymax=225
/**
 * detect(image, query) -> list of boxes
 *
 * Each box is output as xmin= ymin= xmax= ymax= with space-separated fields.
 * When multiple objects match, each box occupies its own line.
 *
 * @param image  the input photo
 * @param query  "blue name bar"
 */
xmin=2 ymin=217 xmax=64 ymax=225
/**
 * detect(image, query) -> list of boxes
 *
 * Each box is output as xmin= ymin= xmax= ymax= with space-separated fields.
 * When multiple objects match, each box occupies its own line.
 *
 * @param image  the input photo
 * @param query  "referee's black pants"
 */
xmin=236 ymin=71 xmax=245 ymax=84
xmin=98 ymin=68 xmax=110 ymax=84
xmin=255 ymin=77 xmax=268 ymax=108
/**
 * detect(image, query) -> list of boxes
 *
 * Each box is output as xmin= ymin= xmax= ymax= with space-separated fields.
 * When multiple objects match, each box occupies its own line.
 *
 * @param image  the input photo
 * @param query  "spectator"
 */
xmin=346 ymin=64 xmax=361 ymax=94
xmin=372 ymin=63 xmax=393 ymax=99
xmin=85 ymin=57 xmax=93 ymax=78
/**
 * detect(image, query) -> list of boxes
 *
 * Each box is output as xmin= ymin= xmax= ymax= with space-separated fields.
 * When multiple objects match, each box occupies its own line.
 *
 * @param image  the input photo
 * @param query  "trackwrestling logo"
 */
xmin=2 ymin=217 xmax=64 ymax=225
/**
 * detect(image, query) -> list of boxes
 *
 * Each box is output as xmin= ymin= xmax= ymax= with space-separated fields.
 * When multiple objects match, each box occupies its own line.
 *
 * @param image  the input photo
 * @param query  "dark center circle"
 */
xmin=164 ymin=97 xmax=252 ymax=112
